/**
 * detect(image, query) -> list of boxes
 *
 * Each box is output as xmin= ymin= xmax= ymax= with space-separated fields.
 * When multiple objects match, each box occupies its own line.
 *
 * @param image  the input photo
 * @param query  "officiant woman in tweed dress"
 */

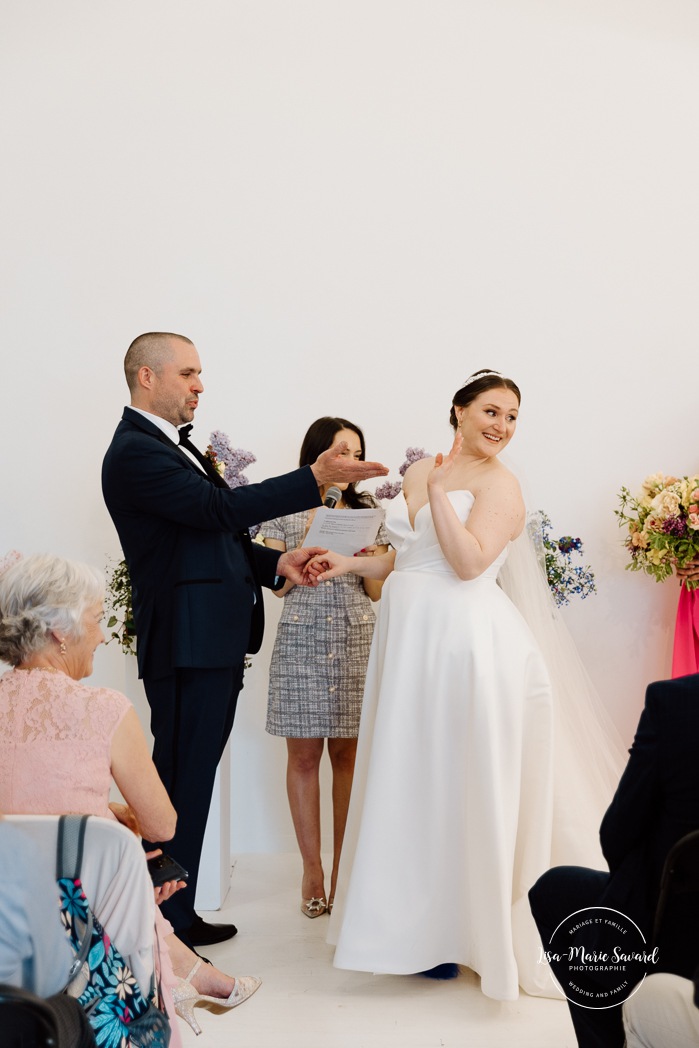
xmin=260 ymin=417 xmax=388 ymax=919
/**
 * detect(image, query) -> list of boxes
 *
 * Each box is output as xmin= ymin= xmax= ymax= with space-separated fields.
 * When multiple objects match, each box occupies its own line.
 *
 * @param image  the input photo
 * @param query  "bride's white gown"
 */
xmin=328 ymin=491 xmax=624 ymax=1001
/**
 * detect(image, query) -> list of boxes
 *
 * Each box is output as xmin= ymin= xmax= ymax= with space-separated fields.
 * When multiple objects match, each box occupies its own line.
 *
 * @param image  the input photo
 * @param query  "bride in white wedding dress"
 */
xmin=307 ymin=370 xmax=626 ymax=1001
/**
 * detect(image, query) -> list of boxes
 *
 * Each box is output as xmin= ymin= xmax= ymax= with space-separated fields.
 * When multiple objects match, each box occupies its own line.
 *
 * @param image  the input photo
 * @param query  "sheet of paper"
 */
xmin=302 ymin=507 xmax=383 ymax=556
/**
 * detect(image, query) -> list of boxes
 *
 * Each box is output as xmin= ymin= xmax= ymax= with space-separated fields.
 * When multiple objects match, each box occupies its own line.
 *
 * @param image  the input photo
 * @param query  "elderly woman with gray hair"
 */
xmin=0 ymin=552 xmax=260 ymax=1040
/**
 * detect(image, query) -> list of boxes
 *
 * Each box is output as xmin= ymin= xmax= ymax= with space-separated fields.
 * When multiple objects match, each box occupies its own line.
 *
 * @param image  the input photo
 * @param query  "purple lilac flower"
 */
xmin=226 ymin=470 xmax=250 ymax=489
xmin=662 ymin=516 xmax=688 ymax=538
xmin=399 ymin=447 xmax=431 ymax=477
xmin=224 ymin=450 xmax=256 ymax=488
xmin=374 ymin=480 xmax=403 ymax=501
xmin=557 ymin=537 xmax=582 ymax=554
xmin=209 ymin=429 xmax=235 ymax=460
xmin=209 ymin=430 xmax=257 ymax=488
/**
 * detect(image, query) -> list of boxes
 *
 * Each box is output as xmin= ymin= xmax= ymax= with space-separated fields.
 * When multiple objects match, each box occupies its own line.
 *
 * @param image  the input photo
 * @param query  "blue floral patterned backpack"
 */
xmin=57 ymin=814 xmax=171 ymax=1048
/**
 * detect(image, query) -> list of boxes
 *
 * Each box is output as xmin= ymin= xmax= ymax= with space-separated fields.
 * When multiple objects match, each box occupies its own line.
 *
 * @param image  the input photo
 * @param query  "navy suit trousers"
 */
xmin=143 ymin=664 xmax=245 ymax=937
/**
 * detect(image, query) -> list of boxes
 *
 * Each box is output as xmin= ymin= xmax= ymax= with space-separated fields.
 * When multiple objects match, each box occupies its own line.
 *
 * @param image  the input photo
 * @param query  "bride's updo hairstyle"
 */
xmin=0 ymin=554 xmax=104 ymax=667
xmin=450 ymin=369 xmax=521 ymax=430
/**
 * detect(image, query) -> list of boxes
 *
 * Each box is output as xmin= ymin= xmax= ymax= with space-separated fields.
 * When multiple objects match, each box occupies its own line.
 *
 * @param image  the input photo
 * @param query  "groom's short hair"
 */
xmin=124 ymin=332 xmax=194 ymax=393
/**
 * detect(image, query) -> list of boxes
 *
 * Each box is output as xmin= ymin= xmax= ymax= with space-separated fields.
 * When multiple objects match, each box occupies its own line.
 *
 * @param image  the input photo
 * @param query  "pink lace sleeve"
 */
xmin=0 ymin=669 xmax=133 ymax=818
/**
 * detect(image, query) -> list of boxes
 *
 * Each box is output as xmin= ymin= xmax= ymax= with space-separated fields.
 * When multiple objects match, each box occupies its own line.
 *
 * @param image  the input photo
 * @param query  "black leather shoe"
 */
xmin=187 ymin=914 xmax=238 ymax=946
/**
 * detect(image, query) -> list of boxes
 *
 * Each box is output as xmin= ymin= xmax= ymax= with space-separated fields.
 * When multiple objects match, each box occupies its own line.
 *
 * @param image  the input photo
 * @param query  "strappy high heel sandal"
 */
xmin=172 ymin=959 xmax=261 ymax=1036
xmin=300 ymin=895 xmax=327 ymax=918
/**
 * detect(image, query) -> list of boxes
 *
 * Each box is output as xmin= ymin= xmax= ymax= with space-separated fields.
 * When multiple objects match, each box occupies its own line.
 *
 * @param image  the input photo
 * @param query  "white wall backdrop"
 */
xmin=2 ymin=0 xmax=698 ymax=851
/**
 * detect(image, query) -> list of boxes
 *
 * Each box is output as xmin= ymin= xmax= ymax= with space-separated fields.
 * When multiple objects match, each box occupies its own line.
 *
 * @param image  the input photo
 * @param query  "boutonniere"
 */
xmin=204 ymin=446 xmax=227 ymax=477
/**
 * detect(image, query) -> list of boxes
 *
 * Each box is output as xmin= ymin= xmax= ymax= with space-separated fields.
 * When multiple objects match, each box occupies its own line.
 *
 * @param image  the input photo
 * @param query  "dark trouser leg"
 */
xmin=529 ymin=866 xmax=625 ymax=1048
xmin=143 ymin=664 xmax=244 ymax=936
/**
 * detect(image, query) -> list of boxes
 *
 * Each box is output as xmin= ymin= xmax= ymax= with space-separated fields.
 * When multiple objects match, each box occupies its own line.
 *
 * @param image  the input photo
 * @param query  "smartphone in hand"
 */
xmin=147 ymin=852 xmax=189 ymax=887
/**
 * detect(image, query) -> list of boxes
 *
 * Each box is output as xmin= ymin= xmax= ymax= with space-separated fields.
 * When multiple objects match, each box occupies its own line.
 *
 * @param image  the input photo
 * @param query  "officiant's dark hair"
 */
xmin=450 ymin=370 xmax=521 ymax=430
xmin=299 ymin=417 xmax=374 ymax=509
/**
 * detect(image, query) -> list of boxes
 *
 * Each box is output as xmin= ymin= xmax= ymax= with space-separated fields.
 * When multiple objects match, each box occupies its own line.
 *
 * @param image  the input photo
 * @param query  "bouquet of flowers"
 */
xmin=528 ymin=511 xmax=597 ymax=607
xmin=616 ymin=473 xmax=699 ymax=589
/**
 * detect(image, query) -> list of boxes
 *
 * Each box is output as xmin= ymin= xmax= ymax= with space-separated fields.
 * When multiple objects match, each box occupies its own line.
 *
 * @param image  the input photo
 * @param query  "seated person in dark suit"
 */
xmin=529 ymin=674 xmax=699 ymax=1048
xmin=0 ymin=817 xmax=95 ymax=1047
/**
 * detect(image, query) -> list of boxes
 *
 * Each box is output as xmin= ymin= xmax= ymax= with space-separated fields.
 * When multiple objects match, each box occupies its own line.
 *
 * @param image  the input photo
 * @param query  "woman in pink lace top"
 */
xmin=0 ymin=553 xmax=261 ymax=1040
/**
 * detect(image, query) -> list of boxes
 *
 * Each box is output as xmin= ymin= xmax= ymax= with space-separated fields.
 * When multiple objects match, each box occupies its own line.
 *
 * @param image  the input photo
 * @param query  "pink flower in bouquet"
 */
xmin=641 ymin=473 xmax=677 ymax=499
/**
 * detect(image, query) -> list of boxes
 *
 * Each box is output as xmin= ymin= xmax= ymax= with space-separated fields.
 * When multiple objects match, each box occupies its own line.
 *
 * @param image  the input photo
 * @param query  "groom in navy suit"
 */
xmin=102 ymin=331 xmax=387 ymax=946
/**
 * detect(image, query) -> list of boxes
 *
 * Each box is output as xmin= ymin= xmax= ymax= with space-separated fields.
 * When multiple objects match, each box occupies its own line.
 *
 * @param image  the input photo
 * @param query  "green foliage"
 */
xmin=105 ymin=557 xmax=136 ymax=655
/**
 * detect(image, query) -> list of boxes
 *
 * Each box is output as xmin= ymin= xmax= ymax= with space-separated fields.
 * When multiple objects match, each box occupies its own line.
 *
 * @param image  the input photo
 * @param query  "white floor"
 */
xmin=180 ymin=853 xmax=577 ymax=1048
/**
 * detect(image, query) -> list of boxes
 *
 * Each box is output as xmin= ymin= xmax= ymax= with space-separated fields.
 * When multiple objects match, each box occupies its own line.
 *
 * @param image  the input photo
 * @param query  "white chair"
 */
xmin=6 ymin=815 xmax=156 ymax=993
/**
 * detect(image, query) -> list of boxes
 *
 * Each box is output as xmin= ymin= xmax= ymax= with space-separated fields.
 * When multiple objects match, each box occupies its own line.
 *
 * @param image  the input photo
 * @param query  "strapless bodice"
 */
xmin=390 ymin=490 xmax=508 ymax=580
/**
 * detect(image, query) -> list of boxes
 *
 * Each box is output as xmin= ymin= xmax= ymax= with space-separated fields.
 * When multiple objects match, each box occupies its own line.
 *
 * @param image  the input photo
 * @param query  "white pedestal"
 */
xmin=195 ymin=741 xmax=231 ymax=911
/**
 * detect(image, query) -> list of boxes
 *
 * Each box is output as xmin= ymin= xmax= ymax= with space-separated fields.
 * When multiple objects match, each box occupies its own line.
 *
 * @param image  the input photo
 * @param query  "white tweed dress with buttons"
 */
xmin=262 ymin=507 xmax=388 ymax=738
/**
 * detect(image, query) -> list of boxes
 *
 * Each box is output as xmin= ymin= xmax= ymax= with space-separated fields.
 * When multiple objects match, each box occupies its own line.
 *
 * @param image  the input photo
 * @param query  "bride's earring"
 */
xmin=59 ymin=639 xmax=66 ymax=655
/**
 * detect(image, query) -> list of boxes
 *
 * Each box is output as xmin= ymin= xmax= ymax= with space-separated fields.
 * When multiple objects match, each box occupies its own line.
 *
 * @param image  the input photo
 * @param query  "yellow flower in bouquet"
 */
xmin=616 ymin=473 xmax=699 ymax=589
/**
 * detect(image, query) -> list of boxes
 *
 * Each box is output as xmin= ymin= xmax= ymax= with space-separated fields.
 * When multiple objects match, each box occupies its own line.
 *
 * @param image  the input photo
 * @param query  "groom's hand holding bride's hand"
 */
xmin=304 ymin=551 xmax=352 ymax=583
xmin=278 ymin=547 xmax=329 ymax=586
xmin=311 ymin=441 xmax=388 ymax=487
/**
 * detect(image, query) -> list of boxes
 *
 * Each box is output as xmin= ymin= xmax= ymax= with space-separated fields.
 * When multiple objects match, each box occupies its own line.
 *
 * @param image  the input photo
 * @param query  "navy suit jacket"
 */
xmin=598 ymin=674 xmax=699 ymax=944
xmin=101 ymin=408 xmax=321 ymax=680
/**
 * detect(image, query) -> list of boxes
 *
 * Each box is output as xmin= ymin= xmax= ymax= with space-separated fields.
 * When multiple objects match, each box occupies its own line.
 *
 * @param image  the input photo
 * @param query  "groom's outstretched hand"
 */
xmin=311 ymin=441 xmax=388 ymax=488
xmin=277 ymin=547 xmax=328 ymax=587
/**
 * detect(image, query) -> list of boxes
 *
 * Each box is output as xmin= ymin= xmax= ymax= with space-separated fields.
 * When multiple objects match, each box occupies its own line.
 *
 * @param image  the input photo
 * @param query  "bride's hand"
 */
xmin=305 ymin=550 xmax=354 ymax=582
xmin=427 ymin=432 xmax=463 ymax=491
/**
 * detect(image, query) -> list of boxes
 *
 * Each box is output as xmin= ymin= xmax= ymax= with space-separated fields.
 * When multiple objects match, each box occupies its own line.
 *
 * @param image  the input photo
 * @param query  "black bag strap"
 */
xmin=56 ymin=814 xmax=88 ymax=881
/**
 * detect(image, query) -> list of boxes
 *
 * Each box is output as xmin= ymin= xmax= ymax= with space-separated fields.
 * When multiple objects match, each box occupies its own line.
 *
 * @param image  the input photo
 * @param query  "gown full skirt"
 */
xmin=327 ymin=491 xmax=623 ymax=1001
